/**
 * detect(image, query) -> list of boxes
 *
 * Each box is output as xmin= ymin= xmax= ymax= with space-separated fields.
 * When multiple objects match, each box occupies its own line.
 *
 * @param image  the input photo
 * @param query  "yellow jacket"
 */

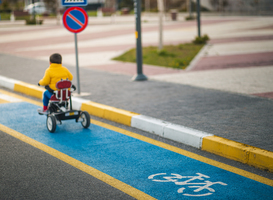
xmin=39 ymin=63 xmax=73 ymax=91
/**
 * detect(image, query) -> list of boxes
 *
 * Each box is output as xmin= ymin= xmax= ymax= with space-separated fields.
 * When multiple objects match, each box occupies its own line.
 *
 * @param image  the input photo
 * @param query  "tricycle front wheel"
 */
xmin=47 ymin=115 xmax=57 ymax=133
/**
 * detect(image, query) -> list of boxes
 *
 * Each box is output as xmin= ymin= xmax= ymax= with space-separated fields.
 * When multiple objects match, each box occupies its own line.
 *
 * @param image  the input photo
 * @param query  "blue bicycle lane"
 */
xmin=0 ymin=101 xmax=273 ymax=199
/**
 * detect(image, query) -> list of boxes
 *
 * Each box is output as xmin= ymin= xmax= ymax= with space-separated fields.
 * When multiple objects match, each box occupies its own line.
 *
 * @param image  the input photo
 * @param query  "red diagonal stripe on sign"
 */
xmin=67 ymin=12 xmax=84 ymax=27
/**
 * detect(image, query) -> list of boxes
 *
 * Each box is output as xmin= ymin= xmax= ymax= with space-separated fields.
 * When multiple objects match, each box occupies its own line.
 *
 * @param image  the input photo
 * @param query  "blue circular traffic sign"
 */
xmin=63 ymin=7 xmax=88 ymax=33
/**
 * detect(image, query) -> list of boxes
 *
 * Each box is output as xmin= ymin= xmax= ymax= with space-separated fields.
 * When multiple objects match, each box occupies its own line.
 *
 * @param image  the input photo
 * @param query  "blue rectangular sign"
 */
xmin=61 ymin=0 xmax=88 ymax=6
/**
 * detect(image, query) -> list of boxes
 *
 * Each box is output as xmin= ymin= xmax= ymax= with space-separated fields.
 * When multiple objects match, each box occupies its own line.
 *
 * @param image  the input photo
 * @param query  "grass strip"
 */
xmin=112 ymin=43 xmax=205 ymax=69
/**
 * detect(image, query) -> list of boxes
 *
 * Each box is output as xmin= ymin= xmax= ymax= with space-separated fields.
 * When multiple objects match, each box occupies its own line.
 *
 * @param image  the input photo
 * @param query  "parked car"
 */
xmin=24 ymin=2 xmax=47 ymax=14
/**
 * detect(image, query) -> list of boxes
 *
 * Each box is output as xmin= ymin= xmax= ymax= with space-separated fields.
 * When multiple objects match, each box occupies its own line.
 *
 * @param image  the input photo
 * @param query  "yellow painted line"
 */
xmin=0 ymin=124 xmax=155 ymax=200
xmin=202 ymin=136 xmax=273 ymax=173
xmin=0 ymin=99 xmax=9 ymax=104
xmin=0 ymin=93 xmax=23 ymax=102
xmin=81 ymin=101 xmax=139 ymax=126
xmin=0 ymin=89 xmax=42 ymax=107
xmin=1 ymin=88 xmax=273 ymax=187
xmin=92 ymin=119 xmax=273 ymax=187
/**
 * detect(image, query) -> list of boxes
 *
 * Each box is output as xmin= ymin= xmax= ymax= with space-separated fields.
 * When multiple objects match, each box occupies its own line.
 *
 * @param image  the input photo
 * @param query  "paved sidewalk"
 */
xmin=0 ymin=15 xmax=273 ymax=170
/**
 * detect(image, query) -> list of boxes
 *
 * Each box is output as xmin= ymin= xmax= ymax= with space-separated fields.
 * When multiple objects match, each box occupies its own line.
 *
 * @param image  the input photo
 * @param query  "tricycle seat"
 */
xmin=50 ymin=79 xmax=72 ymax=103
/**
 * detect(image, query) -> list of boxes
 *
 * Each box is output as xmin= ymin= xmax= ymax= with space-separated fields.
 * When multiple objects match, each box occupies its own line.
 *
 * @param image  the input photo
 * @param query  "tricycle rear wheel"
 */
xmin=80 ymin=111 xmax=90 ymax=128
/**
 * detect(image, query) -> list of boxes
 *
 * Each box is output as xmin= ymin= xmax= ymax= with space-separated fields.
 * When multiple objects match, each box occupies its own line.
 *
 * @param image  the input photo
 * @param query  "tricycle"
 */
xmin=38 ymin=79 xmax=90 ymax=133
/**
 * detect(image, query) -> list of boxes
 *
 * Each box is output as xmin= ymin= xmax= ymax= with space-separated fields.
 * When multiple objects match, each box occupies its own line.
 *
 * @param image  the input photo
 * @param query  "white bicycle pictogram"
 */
xmin=148 ymin=173 xmax=227 ymax=197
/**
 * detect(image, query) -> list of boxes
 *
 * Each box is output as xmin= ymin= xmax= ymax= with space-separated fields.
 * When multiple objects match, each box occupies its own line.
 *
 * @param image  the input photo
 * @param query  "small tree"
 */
xmin=0 ymin=0 xmax=24 ymax=10
xmin=0 ymin=0 xmax=10 ymax=10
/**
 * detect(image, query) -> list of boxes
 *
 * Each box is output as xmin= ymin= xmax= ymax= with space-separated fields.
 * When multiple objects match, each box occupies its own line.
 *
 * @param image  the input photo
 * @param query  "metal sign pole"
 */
xmin=74 ymin=33 xmax=81 ymax=94
xmin=132 ymin=0 xmax=147 ymax=81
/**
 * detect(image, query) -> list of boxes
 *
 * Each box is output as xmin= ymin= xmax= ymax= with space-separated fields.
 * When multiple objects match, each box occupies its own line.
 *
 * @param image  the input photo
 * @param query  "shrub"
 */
xmin=185 ymin=15 xmax=195 ymax=21
xmin=157 ymin=49 xmax=175 ymax=57
xmin=25 ymin=19 xmax=43 ymax=25
xmin=193 ymin=34 xmax=210 ymax=44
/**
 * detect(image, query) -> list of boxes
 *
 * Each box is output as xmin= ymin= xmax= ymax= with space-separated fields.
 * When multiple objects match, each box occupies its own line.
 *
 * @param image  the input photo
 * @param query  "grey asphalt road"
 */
xmin=0 ymin=130 xmax=136 ymax=200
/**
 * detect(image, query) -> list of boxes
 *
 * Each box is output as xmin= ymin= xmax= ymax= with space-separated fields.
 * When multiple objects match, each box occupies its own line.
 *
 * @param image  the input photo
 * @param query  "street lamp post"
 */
xmin=132 ymin=0 xmax=148 ymax=81
xmin=197 ymin=0 xmax=201 ymax=37
xmin=196 ymin=0 xmax=201 ymax=37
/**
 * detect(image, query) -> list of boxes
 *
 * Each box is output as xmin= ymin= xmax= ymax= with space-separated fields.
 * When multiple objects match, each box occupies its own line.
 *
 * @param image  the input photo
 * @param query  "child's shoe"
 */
xmin=37 ymin=108 xmax=48 ymax=115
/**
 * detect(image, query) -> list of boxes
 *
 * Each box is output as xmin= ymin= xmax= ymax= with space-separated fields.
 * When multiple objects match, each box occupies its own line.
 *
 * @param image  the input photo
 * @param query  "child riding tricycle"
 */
xmin=37 ymin=53 xmax=90 ymax=133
